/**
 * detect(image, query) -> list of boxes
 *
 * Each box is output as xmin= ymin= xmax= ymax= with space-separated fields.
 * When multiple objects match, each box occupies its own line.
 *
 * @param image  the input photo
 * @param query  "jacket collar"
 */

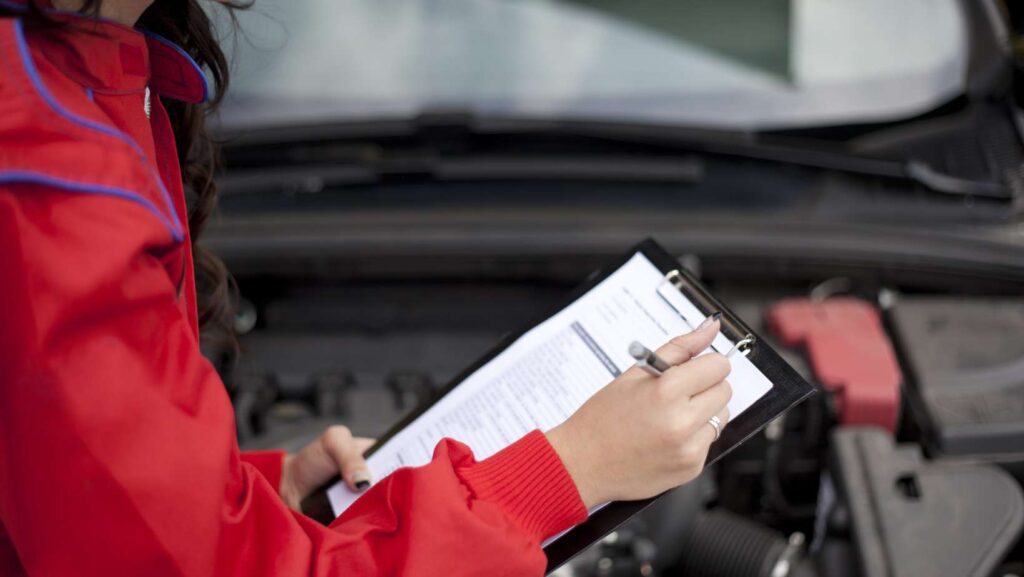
xmin=1 ymin=0 xmax=208 ymax=103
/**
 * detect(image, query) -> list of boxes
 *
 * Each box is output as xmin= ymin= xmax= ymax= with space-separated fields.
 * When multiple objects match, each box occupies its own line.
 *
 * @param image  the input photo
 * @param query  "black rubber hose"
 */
xmin=675 ymin=510 xmax=789 ymax=577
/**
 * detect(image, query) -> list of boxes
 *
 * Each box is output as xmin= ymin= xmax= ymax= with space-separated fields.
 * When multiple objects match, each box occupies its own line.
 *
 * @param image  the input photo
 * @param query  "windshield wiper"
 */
xmin=220 ymin=112 xmax=1013 ymax=201
xmin=515 ymin=117 xmax=1013 ymax=200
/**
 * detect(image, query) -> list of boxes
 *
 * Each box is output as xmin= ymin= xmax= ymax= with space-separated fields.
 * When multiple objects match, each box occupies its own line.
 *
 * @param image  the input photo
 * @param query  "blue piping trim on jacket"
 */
xmin=84 ymin=86 xmax=94 ymax=101
xmin=0 ymin=2 xmax=209 ymax=103
xmin=12 ymin=19 xmax=184 ymax=243
xmin=141 ymin=29 xmax=210 ymax=104
xmin=0 ymin=171 xmax=184 ymax=242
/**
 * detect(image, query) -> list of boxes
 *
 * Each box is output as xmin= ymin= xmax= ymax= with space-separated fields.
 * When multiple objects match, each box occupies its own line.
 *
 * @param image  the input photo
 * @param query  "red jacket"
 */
xmin=0 ymin=11 xmax=586 ymax=577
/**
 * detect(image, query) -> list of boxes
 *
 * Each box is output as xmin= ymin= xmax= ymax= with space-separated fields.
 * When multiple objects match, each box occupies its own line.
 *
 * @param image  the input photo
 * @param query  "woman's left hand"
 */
xmin=279 ymin=425 xmax=376 ymax=510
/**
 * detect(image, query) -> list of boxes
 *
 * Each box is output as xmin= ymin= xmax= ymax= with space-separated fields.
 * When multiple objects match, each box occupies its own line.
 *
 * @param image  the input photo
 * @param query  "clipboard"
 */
xmin=301 ymin=238 xmax=815 ymax=573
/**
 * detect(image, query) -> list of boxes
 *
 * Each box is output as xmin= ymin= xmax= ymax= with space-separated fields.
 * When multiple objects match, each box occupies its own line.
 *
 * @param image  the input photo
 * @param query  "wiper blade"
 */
xmin=220 ymin=112 xmax=1012 ymax=200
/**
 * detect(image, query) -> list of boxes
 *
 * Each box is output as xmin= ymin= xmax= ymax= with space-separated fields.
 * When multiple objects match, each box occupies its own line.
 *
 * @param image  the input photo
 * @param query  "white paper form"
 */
xmin=327 ymin=253 xmax=773 ymax=516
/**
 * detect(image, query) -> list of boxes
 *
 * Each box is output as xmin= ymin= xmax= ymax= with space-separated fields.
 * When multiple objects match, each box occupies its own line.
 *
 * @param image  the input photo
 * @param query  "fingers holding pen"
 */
xmin=653 ymin=311 xmax=723 ymax=365
xmin=652 ymin=352 xmax=731 ymax=406
xmin=625 ymin=311 xmax=724 ymax=381
xmin=550 ymin=311 xmax=738 ymax=507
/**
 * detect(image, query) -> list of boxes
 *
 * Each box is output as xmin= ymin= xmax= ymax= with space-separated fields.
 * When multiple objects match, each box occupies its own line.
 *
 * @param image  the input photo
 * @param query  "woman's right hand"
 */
xmin=545 ymin=317 xmax=732 ymax=509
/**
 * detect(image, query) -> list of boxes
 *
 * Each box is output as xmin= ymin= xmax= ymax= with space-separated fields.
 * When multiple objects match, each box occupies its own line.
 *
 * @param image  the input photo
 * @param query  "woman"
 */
xmin=0 ymin=1 xmax=733 ymax=575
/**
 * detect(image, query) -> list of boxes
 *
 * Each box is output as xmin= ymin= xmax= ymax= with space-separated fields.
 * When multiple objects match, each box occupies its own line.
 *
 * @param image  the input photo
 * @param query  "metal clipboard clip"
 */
xmin=659 ymin=268 xmax=756 ymax=358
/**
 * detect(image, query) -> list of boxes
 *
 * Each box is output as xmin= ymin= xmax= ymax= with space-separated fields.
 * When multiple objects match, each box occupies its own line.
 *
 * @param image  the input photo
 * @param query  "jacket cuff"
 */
xmin=240 ymin=450 xmax=286 ymax=491
xmin=458 ymin=430 xmax=588 ymax=543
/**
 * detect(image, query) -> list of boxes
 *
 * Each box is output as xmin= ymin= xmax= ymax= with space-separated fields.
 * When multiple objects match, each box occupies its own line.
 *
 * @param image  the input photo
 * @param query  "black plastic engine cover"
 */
xmin=888 ymin=297 xmax=1024 ymax=457
xmin=831 ymin=428 xmax=1023 ymax=577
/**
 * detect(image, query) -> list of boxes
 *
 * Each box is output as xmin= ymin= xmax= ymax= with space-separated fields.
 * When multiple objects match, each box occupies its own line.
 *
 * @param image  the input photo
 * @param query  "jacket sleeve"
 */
xmin=240 ymin=451 xmax=286 ymax=492
xmin=0 ymin=184 xmax=587 ymax=577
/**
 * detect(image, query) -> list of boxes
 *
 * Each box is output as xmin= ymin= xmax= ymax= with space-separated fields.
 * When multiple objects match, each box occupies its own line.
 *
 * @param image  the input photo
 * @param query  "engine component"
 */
xmin=830 ymin=428 xmax=1024 ymax=577
xmin=888 ymin=297 xmax=1024 ymax=457
xmin=231 ymin=371 xmax=278 ymax=443
xmin=234 ymin=296 xmax=259 ymax=335
xmin=552 ymin=521 xmax=659 ymax=577
xmin=767 ymin=298 xmax=901 ymax=432
xmin=673 ymin=509 xmax=807 ymax=577
xmin=312 ymin=370 xmax=357 ymax=418
xmin=591 ymin=527 xmax=658 ymax=577
xmin=386 ymin=370 xmax=438 ymax=412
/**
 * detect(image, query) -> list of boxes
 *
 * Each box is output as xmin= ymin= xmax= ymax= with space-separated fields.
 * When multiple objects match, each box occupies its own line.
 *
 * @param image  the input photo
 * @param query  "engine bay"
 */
xmin=219 ymin=246 xmax=1024 ymax=577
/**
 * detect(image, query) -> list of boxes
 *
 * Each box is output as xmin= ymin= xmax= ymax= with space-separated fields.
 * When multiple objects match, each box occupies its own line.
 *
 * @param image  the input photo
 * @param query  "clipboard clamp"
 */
xmin=662 ymin=268 xmax=756 ymax=356
xmin=727 ymin=335 xmax=756 ymax=358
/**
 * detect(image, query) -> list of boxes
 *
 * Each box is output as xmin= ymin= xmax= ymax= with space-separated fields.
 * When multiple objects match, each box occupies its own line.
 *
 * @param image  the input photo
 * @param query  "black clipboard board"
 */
xmin=301 ymin=238 xmax=815 ymax=573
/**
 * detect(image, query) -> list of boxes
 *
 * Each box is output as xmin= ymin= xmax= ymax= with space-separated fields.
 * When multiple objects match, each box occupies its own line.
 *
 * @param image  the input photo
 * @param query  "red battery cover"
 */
xmin=766 ymin=298 xmax=901 ymax=432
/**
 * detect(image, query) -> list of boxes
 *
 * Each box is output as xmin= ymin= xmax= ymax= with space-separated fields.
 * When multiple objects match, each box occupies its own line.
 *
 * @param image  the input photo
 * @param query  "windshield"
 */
xmin=219 ymin=0 xmax=968 ymax=132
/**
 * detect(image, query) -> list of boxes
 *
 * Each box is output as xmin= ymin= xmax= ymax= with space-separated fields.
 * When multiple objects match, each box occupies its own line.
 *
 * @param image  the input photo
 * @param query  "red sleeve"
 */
xmin=240 ymin=451 xmax=286 ymax=492
xmin=0 ymin=184 xmax=587 ymax=577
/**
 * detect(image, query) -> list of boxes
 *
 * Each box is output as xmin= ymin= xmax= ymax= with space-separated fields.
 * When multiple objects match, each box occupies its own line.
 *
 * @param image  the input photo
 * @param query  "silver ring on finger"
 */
xmin=707 ymin=415 xmax=722 ymax=441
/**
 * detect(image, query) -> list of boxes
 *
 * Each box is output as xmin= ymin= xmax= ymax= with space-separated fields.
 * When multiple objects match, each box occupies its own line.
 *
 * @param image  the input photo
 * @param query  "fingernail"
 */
xmin=696 ymin=311 xmax=722 ymax=331
xmin=353 ymin=472 xmax=372 ymax=491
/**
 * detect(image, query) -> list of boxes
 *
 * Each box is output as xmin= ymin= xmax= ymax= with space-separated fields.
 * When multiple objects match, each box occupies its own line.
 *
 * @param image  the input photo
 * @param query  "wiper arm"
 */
xmin=903 ymin=161 xmax=1008 ymax=199
xmin=544 ymin=119 xmax=1012 ymax=200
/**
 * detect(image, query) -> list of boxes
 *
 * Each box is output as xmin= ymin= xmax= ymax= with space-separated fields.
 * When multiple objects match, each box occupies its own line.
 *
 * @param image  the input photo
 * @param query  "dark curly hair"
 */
xmin=4 ymin=0 xmax=243 ymax=357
